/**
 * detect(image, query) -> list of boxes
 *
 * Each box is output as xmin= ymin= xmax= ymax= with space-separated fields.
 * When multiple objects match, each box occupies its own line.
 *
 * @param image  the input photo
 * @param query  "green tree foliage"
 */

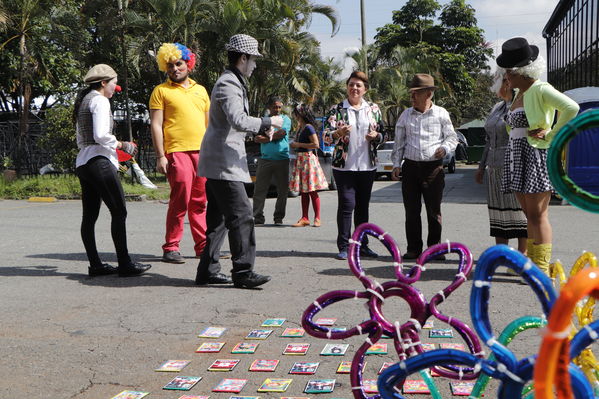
xmin=38 ymin=104 xmax=78 ymax=171
xmin=373 ymin=0 xmax=493 ymax=125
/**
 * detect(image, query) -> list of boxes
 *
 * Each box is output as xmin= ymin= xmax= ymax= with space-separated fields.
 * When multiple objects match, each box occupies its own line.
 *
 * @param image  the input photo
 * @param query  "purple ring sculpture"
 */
xmin=302 ymin=223 xmax=480 ymax=399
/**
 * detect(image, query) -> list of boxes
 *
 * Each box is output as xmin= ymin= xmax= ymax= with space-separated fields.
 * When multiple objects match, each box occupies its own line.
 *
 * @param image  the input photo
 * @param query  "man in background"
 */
xmin=252 ymin=96 xmax=291 ymax=226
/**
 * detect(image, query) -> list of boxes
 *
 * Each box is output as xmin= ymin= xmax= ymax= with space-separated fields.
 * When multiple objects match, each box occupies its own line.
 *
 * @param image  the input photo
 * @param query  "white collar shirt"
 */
xmin=338 ymin=98 xmax=376 ymax=171
xmin=392 ymin=104 xmax=458 ymax=166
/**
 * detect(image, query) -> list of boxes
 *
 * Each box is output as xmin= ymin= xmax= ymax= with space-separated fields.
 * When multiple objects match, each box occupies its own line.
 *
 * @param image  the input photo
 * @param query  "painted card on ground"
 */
xmin=196 ymin=342 xmax=225 ymax=353
xmin=212 ymin=378 xmax=248 ymax=393
xmin=402 ymin=380 xmax=430 ymax=394
xmin=304 ymin=379 xmax=335 ymax=394
xmin=231 ymin=342 xmax=259 ymax=354
xmin=155 ymin=360 xmax=191 ymax=372
xmin=246 ymin=329 xmax=273 ymax=340
xmin=281 ymin=328 xmax=305 ymax=337
xmin=249 ymin=359 xmax=279 ymax=372
xmin=257 ymin=378 xmax=293 ymax=392
xmin=208 ymin=359 xmax=240 ymax=371
xmin=198 ymin=326 xmax=227 ymax=338
xmin=365 ymin=343 xmax=388 ymax=355
xmin=362 ymin=379 xmax=378 ymax=393
xmin=110 ymin=392 xmax=149 ymax=399
xmin=283 ymin=343 xmax=310 ymax=355
xmin=261 ymin=318 xmax=286 ymax=327
xmin=429 ymin=328 xmax=453 ymax=338
xmin=289 ymin=361 xmax=319 ymax=374
xmin=163 ymin=376 xmax=202 ymax=391
xmin=450 ymin=381 xmax=475 ymax=396
xmin=321 ymin=343 xmax=349 ymax=356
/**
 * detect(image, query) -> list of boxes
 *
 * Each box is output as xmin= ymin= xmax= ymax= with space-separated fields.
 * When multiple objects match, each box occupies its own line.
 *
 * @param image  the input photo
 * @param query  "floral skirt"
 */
xmin=289 ymin=152 xmax=329 ymax=193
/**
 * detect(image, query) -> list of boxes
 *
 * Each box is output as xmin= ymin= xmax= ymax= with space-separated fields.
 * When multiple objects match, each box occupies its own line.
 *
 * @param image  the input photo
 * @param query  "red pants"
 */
xmin=163 ymin=151 xmax=207 ymax=255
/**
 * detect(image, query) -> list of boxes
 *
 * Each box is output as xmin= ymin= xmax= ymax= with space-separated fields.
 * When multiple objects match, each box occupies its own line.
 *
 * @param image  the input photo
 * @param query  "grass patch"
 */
xmin=0 ymin=173 xmax=171 ymax=200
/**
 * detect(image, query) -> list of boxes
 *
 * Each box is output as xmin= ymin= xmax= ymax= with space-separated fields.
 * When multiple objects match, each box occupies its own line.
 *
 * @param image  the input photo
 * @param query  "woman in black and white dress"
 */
xmin=476 ymin=70 xmax=527 ymax=253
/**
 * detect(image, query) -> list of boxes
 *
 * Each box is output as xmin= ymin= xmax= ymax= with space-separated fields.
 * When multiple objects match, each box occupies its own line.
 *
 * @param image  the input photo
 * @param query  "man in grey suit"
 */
xmin=196 ymin=34 xmax=283 ymax=289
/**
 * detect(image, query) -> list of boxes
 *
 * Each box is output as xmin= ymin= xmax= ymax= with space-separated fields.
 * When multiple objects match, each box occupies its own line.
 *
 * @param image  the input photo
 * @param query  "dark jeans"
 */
xmin=197 ymin=179 xmax=256 ymax=279
xmin=252 ymin=158 xmax=289 ymax=223
xmin=76 ymin=156 xmax=131 ymax=268
xmin=401 ymin=159 xmax=445 ymax=254
xmin=333 ymin=169 xmax=376 ymax=252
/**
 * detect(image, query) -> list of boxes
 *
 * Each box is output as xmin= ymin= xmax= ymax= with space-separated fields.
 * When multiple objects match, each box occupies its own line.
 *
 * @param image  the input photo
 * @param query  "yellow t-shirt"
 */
xmin=149 ymin=78 xmax=210 ymax=153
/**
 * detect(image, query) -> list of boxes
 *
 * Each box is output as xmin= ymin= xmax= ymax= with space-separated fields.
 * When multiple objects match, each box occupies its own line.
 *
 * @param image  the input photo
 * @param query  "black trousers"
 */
xmin=197 ymin=179 xmax=256 ymax=279
xmin=333 ymin=169 xmax=376 ymax=252
xmin=401 ymin=159 xmax=445 ymax=254
xmin=76 ymin=156 xmax=131 ymax=268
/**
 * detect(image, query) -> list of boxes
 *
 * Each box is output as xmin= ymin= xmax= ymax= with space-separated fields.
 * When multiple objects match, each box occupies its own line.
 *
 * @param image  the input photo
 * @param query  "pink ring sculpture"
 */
xmin=302 ymin=223 xmax=480 ymax=399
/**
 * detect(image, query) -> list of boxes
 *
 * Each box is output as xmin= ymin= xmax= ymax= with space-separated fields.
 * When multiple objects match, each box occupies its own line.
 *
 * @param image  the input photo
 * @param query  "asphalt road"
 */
xmin=1 ymin=165 xmax=597 ymax=398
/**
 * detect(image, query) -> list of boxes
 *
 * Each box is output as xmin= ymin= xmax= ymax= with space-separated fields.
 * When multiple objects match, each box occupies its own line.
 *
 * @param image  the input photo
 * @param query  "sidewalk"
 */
xmin=0 ymin=165 xmax=597 ymax=398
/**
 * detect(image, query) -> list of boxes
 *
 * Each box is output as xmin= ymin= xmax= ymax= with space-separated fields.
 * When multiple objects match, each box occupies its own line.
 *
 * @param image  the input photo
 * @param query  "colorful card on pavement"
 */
xmin=257 ymin=378 xmax=293 ymax=392
xmin=261 ymin=318 xmax=286 ymax=327
xmin=178 ymin=396 xmax=210 ymax=399
xmin=321 ymin=343 xmax=349 ymax=356
xmin=208 ymin=359 xmax=240 ymax=371
xmin=362 ymin=379 xmax=379 ymax=393
xmin=212 ymin=378 xmax=248 ymax=393
xmin=402 ymin=380 xmax=430 ymax=394
xmin=196 ymin=342 xmax=225 ymax=353
xmin=198 ymin=326 xmax=227 ymax=338
xmin=283 ymin=343 xmax=310 ymax=355
xmin=450 ymin=381 xmax=475 ymax=396
xmin=421 ymin=343 xmax=437 ymax=351
xmin=304 ymin=379 xmax=335 ymax=394
xmin=281 ymin=328 xmax=305 ymax=337
xmin=429 ymin=328 xmax=453 ymax=338
xmin=439 ymin=342 xmax=465 ymax=350
xmin=366 ymin=343 xmax=388 ymax=355
xmin=315 ymin=317 xmax=337 ymax=326
xmin=249 ymin=359 xmax=279 ymax=372
xmin=231 ymin=342 xmax=259 ymax=354
xmin=163 ymin=376 xmax=202 ymax=391
xmin=423 ymin=319 xmax=435 ymax=329
xmin=110 ymin=391 xmax=149 ymax=399
xmin=155 ymin=360 xmax=191 ymax=372
xmin=246 ymin=329 xmax=273 ymax=340
xmin=336 ymin=361 xmax=365 ymax=373
xmin=289 ymin=361 xmax=319 ymax=374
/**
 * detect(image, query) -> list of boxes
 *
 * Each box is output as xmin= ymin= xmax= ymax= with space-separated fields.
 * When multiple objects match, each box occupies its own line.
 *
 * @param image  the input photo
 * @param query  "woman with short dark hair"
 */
xmin=323 ymin=71 xmax=385 ymax=260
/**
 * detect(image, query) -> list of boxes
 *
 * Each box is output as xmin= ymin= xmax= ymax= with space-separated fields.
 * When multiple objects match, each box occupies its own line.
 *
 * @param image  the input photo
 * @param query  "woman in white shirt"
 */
xmin=323 ymin=71 xmax=385 ymax=260
xmin=73 ymin=64 xmax=150 ymax=277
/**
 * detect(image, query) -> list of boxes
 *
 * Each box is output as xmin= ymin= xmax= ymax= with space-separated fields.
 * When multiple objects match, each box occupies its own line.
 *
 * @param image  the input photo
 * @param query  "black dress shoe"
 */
xmin=360 ymin=246 xmax=379 ymax=258
xmin=195 ymin=273 xmax=233 ymax=285
xmin=118 ymin=262 xmax=151 ymax=277
xmin=88 ymin=263 xmax=118 ymax=276
xmin=403 ymin=251 xmax=421 ymax=260
xmin=233 ymin=272 xmax=271 ymax=288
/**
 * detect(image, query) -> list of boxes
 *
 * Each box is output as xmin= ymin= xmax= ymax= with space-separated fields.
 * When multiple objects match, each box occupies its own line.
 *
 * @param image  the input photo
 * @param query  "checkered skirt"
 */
xmin=501 ymin=137 xmax=553 ymax=194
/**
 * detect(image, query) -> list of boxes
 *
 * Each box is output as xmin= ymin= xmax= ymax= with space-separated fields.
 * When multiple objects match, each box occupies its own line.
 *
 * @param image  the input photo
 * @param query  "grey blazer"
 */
xmin=198 ymin=69 xmax=269 ymax=182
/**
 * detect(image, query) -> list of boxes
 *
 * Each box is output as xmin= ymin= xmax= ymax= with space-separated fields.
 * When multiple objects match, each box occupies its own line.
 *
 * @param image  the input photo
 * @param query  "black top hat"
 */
xmin=496 ymin=37 xmax=539 ymax=68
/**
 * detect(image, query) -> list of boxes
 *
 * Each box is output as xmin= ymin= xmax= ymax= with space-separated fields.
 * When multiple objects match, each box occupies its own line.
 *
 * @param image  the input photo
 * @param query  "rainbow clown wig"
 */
xmin=156 ymin=43 xmax=196 ymax=72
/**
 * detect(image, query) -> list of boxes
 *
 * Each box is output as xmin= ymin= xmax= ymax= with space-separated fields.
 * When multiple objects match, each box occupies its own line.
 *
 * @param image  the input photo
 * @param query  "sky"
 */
xmin=307 ymin=0 xmax=561 ymax=77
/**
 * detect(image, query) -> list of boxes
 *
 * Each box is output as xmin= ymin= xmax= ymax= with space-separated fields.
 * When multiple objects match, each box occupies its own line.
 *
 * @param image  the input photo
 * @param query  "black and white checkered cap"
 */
xmin=225 ymin=34 xmax=262 ymax=57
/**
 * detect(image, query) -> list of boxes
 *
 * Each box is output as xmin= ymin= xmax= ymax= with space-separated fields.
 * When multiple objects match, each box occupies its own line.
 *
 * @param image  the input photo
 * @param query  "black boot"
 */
xmin=233 ymin=272 xmax=271 ymax=288
xmin=118 ymin=262 xmax=151 ymax=277
xmin=88 ymin=263 xmax=118 ymax=276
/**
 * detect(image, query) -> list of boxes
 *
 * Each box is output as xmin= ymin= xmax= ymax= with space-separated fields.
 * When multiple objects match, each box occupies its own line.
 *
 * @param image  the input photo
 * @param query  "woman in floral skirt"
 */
xmin=289 ymin=104 xmax=329 ymax=227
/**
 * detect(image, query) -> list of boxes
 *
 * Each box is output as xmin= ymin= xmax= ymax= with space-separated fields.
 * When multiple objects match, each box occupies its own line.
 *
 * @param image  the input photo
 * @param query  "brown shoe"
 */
xmin=313 ymin=218 xmax=321 ymax=227
xmin=292 ymin=218 xmax=310 ymax=227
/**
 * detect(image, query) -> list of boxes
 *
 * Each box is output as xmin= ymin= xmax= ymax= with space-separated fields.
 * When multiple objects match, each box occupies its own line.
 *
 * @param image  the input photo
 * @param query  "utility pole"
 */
xmin=360 ymin=0 xmax=368 ymax=74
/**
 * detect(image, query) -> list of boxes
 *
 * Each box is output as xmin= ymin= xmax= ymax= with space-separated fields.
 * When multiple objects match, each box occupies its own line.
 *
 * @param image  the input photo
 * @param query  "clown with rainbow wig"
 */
xmin=149 ymin=42 xmax=211 ymax=265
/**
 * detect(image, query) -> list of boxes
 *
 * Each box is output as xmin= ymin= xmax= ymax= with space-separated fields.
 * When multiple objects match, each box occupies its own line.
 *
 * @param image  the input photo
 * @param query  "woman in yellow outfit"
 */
xmin=496 ymin=37 xmax=579 ymax=274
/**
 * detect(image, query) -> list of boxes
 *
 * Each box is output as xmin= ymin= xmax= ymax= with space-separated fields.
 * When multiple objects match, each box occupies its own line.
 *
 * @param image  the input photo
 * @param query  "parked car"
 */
xmin=376 ymin=141 xmax=395 ymax=180
xmin=376 ymin=132 xmax=467 ymax=179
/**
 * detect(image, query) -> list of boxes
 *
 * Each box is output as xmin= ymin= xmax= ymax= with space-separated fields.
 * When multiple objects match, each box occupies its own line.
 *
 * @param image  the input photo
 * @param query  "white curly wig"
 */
xmin=490 ymin=68 xmax=506 ymax=95
xmin=508 ymin=55 xmax=546 ymax=80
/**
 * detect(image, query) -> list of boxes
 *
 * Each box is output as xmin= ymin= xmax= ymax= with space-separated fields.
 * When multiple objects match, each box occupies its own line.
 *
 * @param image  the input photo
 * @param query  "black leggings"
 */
xmin=76 ymin=156 xmax=131 ymax=267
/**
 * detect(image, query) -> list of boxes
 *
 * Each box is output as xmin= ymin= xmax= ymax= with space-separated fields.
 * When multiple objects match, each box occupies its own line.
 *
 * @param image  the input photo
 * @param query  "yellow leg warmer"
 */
xmin=533 ymin=243 xmax=552 ymax=275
